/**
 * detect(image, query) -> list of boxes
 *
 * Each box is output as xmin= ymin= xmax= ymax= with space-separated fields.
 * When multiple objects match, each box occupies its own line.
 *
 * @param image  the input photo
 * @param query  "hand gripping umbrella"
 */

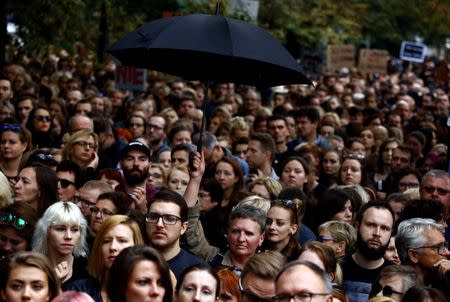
xmin=108 ymin=5 xmax=312 ymax=167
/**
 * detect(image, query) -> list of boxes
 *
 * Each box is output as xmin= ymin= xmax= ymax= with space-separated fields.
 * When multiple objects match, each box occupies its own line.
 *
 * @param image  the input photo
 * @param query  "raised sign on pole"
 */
xmin=115 ymin=64 xmax=147 ymax=92
xmin=400 ymin=41 xmax=427 ymax=63
xmin=327 ymin=45 xmax=355 ymax=72
xmin=359 ymin=49 xmax=389 ymax=75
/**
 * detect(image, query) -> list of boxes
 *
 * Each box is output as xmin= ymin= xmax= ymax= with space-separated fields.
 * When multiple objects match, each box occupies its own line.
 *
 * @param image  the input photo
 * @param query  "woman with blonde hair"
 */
xmin=68 ymin=215 xmax=144 ymax=302
xmin=62 ymin=129 xmax=99 ymax=170
xmin=167 ymin=164 xmax=190 ymax=196
xmin=32 ymin=202 xmax=89 ymax=289
xmin=247 ymin=177 xmax=282 ymax=200
xmin=0 ymin=171 xmax=12 ymax=208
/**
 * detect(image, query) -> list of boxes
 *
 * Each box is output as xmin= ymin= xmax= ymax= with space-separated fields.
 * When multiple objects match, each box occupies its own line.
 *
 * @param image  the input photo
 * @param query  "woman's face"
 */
xmin=47 ymin=224 xmax=81 ymax=257
xmin=384 ymin=236 xmax=401 ymax=265
xmin=49 ymin=103 xmax=62 ymax=117
xmin=102 ymin=224 xmax=135 ymax=270
xmin=382 ymin=142 xmax=398 ymax=164
xmin=14 ymin=167 xmax=40 ymax=207
xmin=0 ymin=131 xmax=27 ymax=160
xmin=208 ymin=117 xmax=221 ymax=134
xmin=100 ymin=175 xmax=120 ymax=189
xmin=340 ymin=159 xmax=362 ymax=185
xmin=90 ymin=199 xmax=118 ymax=233
xmin=215 ymin=162 xmax=238 ymax=191
xmin=129 ymin=117 xmax=146 ymax=138
xmin=32 ymin=108 xmax=51 ymax=132
xmin=281 ymin=160 xmax=307 ymax=189
xmin=148 ymin=167 xmax=164 ymax=186
xmin=250 ymin=184 xmax=271 ymax=199
xmin=332 ymin=200 xmax=353 ymax=223
xmin=199 ymin=189 xmax=218 ymax=213
xmin=164 ymin=110 xmax=178 ymax=126
xmin=265 ymin=206 xmax=297 ymax=245
xmin=168 ymin=169 xmax=190 ymax=196
xmin=2 ymin=265 xmax=50 ymax=302
xmin=177 ymin=270 xmax=218 ymax=302
xmin=323 ymin=151 xmax=341 ymax=175
xmin=360 ymin=130 xmax=375 ymax=150
xmin=350 ymin=141 xmax=366 ymax=158
xmin=72 ymin=135 xmax=96 ymax=165
xmin=158 ymin=150 xmax=172 ymax=174
xmin=126 ymin=260 xmax=165 ymax=302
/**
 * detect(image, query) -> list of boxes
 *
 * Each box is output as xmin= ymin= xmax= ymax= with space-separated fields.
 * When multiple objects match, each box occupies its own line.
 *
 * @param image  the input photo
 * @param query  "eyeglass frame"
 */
xmin=74 ymin=196 xmax=96 ymax=208
xmin=416 ymin=241 xmax=449 ymax=255
xmin=0 ymin=212 xmax=29 ymax=230
xmin=34 ymin=115 xmax=51 ymax=122
xmin=145 ymin=212 xmax=182 ymax=225
xmin=421 ymin=185 xmax=450 ymax=196
xmin=74 ymin=141 xmax=97 ymax=149
xmin=90 ymin=207 xmax=115 ymax=217
xmin=272 ymin=291 xmax=332 ymax=302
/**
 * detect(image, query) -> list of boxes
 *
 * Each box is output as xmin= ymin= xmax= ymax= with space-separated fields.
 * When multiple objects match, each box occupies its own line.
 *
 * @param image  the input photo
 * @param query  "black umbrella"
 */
xmin=108 ymin=12 xmax=312 ymax=87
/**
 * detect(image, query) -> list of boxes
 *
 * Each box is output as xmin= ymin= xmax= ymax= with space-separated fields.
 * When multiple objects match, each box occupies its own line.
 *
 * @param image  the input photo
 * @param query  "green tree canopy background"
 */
xmin=4 ymin=0 xmax=450 ymax=63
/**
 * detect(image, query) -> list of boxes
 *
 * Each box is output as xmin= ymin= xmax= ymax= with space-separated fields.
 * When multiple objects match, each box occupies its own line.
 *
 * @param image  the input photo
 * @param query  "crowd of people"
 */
xmin=0 ymin=47 xmax=449 ymax=302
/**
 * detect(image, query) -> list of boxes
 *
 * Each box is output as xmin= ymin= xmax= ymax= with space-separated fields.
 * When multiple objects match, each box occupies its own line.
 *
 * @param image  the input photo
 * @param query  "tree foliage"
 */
xmin=5 ymin=0 xmax=450 ymax=62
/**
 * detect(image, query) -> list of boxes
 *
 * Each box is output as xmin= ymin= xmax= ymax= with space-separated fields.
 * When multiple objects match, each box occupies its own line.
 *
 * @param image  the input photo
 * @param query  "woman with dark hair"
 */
xmin=319 ymin=149 xmax=342 ymax=188
xmin=359 ymin=127 xmax=376 ymax=155
xmin=395 ymin=169 xmax=422 ymax=193
xmin=0 ymin=251 xmax=60 ymax=302
xmin=176 ymin=263 xmax=220 ymax=302
xmin=311 ymin=187 xmax=362 ymax=234
xmin=97 ymin=168 xmax=123 ymax=189
xmin=14 ymin=165 xmax=58 ymax=216
xmin=262 ymin=199 xmax=303 ymax=261
xmin=339 ymin=154 xmax=370 ymax=187
xmin=127 ymin=113 xmax=147 ymax=141
xmin=0 ymin=123 xmax=31 ymax=185
xmin=373 ymin=138 xmax=400 ymax=185
xmin=199 ymin=178 xmax=227 ymax=252
xmin=280 ymin=156 xmax=309 ymax=191
xmin=107 ymin=245 xmax=173 ymax=302
xmin=0 ymin=202 xmax=38 ymax=260
xmin=25 ymin=103 xmax=59 ymax=148
xmin=214 ymin=157 xmax=244 ymax=213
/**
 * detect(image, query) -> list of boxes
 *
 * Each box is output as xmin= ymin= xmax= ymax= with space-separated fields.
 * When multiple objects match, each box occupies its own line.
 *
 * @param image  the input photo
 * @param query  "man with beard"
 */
xmin=116 ymin=141 xmax=157 ymax=214
xmin=341 ymin=201 xmax=395 ymax=302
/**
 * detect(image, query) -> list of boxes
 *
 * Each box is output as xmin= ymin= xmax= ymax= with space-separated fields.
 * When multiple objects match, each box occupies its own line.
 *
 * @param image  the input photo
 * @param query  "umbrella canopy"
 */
xmin=108 ymin=13 xmax=312 ymax=87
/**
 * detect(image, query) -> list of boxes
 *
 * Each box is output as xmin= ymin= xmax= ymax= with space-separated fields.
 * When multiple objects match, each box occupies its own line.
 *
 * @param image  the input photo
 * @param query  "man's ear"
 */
xmin=180 ymin=221 xmax=189 ymax=235
xmin=407 ymin=249 xmax=419 ymax=264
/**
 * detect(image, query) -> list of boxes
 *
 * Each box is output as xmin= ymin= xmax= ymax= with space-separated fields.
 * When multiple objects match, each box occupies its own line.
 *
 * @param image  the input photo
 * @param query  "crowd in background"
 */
xmin=0 ymin=46 xmax=449 ymax=302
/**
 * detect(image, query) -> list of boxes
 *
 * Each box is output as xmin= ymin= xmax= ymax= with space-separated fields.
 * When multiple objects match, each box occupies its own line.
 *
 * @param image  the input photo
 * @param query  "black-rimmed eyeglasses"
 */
xmin=145 ymin=212 xmax=182 ymax=225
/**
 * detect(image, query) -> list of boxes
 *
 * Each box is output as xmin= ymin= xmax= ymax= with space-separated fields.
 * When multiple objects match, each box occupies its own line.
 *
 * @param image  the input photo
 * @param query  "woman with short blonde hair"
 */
xmin=62 ymin=129 xmax=98 ymax=169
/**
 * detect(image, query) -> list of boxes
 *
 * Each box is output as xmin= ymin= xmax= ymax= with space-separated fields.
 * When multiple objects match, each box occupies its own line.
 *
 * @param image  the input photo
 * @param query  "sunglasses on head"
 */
xmin=271 ymin=199 xmax=297 ymax=209
xmin=58 ymin=178 xmax=76 ymax=189
xmin=1 ymin=124 xmax=22 ymax=132
xmin=0 ymin=212 xmax=28 ymax=230
xmin=34 ymin=115 xmax=51 ymax=122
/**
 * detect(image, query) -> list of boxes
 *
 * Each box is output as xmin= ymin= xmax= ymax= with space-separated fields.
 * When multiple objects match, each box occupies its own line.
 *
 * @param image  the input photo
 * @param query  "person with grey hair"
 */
xmin=32 ymin=201 xmax=90 ymax=290
xmin=395 ymin=218 xmax=450 ymax=297
xmin=274 ymin=260 xmax=333 ymax=302
xmin=193 ymin=130 xmax=249 ymax=179
xmin=183 ymin=150 xmax=264 ymax=272
xmin=369 ymin=265 xmax=422 ymax=302
xmin=318 ymin=220 xmax=357 ymax=259
xmin=239 ymin=251 xmax=286 ymax=302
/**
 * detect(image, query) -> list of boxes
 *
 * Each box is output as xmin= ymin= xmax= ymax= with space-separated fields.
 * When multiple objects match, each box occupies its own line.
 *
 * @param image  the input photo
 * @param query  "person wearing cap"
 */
xmin=115 ymin=140 xmax=158 ymax=214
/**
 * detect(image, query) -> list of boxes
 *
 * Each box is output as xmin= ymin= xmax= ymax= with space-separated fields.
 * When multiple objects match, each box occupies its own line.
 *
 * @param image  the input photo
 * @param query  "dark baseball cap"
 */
xmin=121 ymin=141 xmax=150 ymax=160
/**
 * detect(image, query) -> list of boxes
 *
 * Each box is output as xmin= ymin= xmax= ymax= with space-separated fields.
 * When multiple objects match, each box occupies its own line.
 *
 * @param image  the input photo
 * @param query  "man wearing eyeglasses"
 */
xmin=275 ymin=261 xmax=333 ymax=302
xmin=396 ymin=218 xmax=450 ymax=297
xmin=147 ymin=115 xmax=168 ymax=161
xmin=420 ymin=170 xmax=450 ymax=243
xmin=145 ymin=189 xmax=206 ymax=279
